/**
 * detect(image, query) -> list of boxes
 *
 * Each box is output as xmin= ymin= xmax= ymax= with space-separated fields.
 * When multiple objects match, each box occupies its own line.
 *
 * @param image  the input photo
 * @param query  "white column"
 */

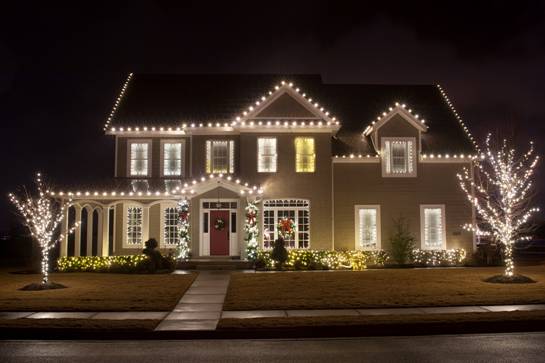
xmin=74 ymin=205 xmax=82 ymax=257
xmin=60 ymin=206 xmax=69 ymax=257
xmin=100 ymin=206 xmax=110 ymax=256
xmin=142 ymin=206 xmax=150 ymax=243
xmin=86 ymin=207 xmax=94 ymax=256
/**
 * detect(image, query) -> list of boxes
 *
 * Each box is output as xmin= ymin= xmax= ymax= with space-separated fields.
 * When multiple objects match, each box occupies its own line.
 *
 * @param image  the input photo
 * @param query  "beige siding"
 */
xmin=254 ymin=93 xmax=317 ymax=118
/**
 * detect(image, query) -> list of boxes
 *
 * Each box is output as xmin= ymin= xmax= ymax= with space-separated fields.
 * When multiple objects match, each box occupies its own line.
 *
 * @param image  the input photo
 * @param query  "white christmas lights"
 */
xmin=363 ymin=102 xmax=427 ymax=137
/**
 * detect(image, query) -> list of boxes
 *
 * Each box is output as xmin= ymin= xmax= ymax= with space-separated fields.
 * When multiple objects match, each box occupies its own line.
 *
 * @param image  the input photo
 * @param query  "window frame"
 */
xmin=206 ymin=140 xmax=235 ymax=174
xmin=161 ymin=203 xmax=179 ymax=248
xmin=420 ymin=204 xmax=447 ymax=250
xmin=381 ymin=137 xmax=417 ymax=177
xmin=125 ymin=205 xmax=143 ymax=247
xmin=354 ymin=205 xmax=381 ymax=250
xmin=295 ymin=137 xmax=316 ymax=173
xmin=127 ymin=139 xmax=152 ymax=177
xmin=160 ymin=139 xmax=185 ymax=177
xmin=257 ymin=137 xmax=278 ymax=173
xmin=262 ymin=199 xmax=310 ymax=249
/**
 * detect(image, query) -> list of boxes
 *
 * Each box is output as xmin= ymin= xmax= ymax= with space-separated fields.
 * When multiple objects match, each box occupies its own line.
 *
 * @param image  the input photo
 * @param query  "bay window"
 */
xmin=421 ymin=205 xmax=446 ymax=250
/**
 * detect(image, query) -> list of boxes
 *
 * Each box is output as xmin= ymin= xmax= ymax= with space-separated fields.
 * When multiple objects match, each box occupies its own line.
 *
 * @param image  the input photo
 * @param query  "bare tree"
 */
xmin=458 ymin=134 xmax=540 ymax=277
xmin=8 ymin=173 xmax=78 ymax=285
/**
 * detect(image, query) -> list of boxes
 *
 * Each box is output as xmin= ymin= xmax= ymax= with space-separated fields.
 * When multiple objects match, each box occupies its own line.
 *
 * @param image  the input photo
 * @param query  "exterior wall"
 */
xmin=333 ymin=161 xmax=474 ymax=251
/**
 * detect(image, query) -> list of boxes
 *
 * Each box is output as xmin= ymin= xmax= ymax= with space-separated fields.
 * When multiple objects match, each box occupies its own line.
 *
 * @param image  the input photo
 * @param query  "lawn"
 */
xmin=0 ymin=270 xmax=196 ymax=311
xmin=224 ymin=266 xmax=545 ymax=310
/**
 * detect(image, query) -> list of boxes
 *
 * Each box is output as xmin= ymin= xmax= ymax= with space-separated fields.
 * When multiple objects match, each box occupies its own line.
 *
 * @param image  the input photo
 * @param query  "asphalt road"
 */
xmin=1 ymin=332 xmax=545 ymax=362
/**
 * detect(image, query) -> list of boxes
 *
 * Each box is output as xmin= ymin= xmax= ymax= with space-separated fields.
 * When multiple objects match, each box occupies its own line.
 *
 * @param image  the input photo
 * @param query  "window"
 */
xmin=355 ymin=205 xmax=380 ymax=250
xmin=295 ymin=137 xmax=315 ymax=172
xmin=162 ymin=141 xmax=183 ymax=176
xmin=258 ymin=138 xmax=277 ymax=172
xmin=129 ymin=141 xmax=151 ymax=176
xmin=421 ymin=205 xmax=446 ymax=250
xmin=206 ymin=140 xmax=235 ymax=173
xmin=263 ymin=199 xmax=310 ymax=249
xmin=163 ymin=207 xmax=178 ymax=246
xmin=126 ymin=206 xmax=143 ymax=245
xmin=381 ymin=137 xmax=416 ymax=177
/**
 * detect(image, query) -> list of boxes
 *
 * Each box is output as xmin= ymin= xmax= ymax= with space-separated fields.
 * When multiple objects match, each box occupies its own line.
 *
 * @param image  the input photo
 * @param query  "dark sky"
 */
xmin=2 ymin=1 xmax=545 ymax=230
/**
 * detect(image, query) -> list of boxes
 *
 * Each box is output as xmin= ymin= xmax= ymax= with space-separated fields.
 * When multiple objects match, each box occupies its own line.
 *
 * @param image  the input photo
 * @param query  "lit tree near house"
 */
xmin=8 ymin=173 xmax=78 ymax=286
xmin=458 ymin=134 xmax=540 ymax=277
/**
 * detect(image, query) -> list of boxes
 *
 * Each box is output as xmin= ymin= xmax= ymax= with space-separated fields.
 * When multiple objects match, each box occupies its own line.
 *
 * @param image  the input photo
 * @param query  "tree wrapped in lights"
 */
xmin=458 ymin=134 xmax=540 ymax=278
xmin=8 ymin=173 xmax=78 ymax=287
xmin=244 ymin=201 xmax=259 ymax=261
xmin=176 ymin=199 xmax=191 ymax=260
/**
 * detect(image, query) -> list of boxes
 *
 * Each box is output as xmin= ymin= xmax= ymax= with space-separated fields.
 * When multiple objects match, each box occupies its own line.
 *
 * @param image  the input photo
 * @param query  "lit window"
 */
xmin=162 ymin=142 xmax=183 ymax=176
xmin=258 ymin=138 xmax=277 ymax=172
xmin=163 ymin=207 xmax=178 ymax=246
xmin=382 ymin=137 xmax=416 ymax=177
xmin=127 ymin=206 xmax=143 ymax=245
xmin=421 ymin=205 xmax=446 ymax=249
xmin=129 ymin=141 xmax=150 ymax=176
xmin=295 ymin=137 xmax=315 ymax=172
xmin=263 ymin=199 xmax=310 ymax=249
xmin=356 ymin=206 xmax=380 ymax=250
xmin=206 ymin=140 xmax=235 ymax=173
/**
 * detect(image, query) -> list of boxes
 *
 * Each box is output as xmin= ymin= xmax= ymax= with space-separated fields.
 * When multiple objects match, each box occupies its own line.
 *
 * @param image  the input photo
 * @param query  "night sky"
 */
xmin=2 ymin=1 xmax=545 ymax=230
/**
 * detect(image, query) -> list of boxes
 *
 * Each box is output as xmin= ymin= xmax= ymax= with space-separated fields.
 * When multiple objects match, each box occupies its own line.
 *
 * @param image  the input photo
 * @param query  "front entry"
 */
xmin=209 ymin=210 xmax=230 ymax=256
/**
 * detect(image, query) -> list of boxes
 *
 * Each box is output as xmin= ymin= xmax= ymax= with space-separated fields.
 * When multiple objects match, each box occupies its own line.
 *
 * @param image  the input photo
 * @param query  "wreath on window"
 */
xmin=214 ymin=218 xmax=226 ymax=231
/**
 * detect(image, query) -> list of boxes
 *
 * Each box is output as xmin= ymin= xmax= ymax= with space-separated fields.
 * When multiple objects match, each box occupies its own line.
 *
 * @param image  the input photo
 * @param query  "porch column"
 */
xmin=86 ymin=207 xmax=94 ymax=256
xmin=60 ymin=206 xmax=69 ymax=257
xmin=142 ymin=205 xmax=150 ymax=243
xmin=74 ymin=205 xmax=82 ymax=257
xmin=100 ymin=206 xmax=110 ymax=256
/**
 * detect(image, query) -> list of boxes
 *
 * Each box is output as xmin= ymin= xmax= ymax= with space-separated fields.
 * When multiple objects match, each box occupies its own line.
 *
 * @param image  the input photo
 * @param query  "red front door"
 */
xmin=210 ymin=210 xmax=230 ymax=256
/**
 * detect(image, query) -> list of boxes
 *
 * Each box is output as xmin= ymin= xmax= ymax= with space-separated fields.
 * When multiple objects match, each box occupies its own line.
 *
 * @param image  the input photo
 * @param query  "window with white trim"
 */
xmin=295 ymin=137 xmax=315 ymax=172
xmin=421 ymin=205 xmax=446 ymax=250
xmin=126 ymin=206 xmax=143 ymax=245
xmin=263 ymin=199 xmax=310 ymax=249
xmin=163 ymin=207 xmax=178 ymax=246
xmin=257 ymin=138 xmax=277 ymax=172
xmin=381 ymin=137 xmax=416 ymax=177
xmin=206 ymin=140 xmax=235 ymax=173
xmin=129 ymin=141 xmax=151 ymax=176
xmin=162 ymin=141 xmax=183 ymax=176
xmin=355 ymin=205 xmax=380 ymax=250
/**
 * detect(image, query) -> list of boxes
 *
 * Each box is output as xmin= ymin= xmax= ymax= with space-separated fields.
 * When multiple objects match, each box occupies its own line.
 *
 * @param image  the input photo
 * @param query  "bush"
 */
xmin=410 ymin=249 xmax=466 ymax=266
xmin=57 ymin=255 xmax=176 ymax=273
xmin=271 ymin=238 xmax=288 ymax=269
xmin=389 ymin=216 xmax=416 ymax=265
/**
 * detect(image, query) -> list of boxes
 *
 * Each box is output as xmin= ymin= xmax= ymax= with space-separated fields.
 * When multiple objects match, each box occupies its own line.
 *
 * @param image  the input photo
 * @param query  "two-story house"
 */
xmin=54 ymin=74 xmax=476 ymax=259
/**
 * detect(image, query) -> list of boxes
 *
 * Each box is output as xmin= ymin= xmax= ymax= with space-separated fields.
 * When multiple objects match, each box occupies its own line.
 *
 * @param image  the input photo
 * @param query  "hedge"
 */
xmin=57 ymin=255 xmax=152 ymax=273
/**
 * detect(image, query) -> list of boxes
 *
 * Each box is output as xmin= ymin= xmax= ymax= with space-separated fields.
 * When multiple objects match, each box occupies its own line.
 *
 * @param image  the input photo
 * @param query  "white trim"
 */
xmin=199 ymin=199 xmax=239 ymax=257
xmin=381 ymin=137 xmax=417 ymax=178
xmin=333 ymin=156 xmax=380 ymax=163
xmin=127 ymin=139 xmax=152 ymax=177
xmin=354 ymin=205 xmax=381 ymax=250
xmin=420 ymin=204 xmax=447 ymax=250
xmin=364 ymin=106 xmax=428 ymax=137
xmin=160 ymin=139 xmax=185 ymax=177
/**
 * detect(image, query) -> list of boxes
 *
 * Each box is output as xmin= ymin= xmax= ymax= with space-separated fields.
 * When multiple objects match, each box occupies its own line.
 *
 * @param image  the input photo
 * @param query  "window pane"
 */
xmin=263 ymin=199 xmax=310 ymax=249
xmin=163 ymin=143 xmax=182 ymax=176
xmin=424 ymin=207 xmax=444 ymax=249
xmin=258 ymin=138 xmax=277 ymax=172
xmin=295 ymin=138 xmax=315 ymax=172
xmin=127 ymin=207 xmax=143 ymax=245
xmin=207 ymin=141 xmax=232 ymax=173
xmin=163 ymin=207 xmax=179 ymax=245
xmin=130 ymin=143 xmax=149 ymax=176
xmin=359 ymin=208 xmax=378 ymax=250
xmin=383 ymin=138 xmax=415 ymax=176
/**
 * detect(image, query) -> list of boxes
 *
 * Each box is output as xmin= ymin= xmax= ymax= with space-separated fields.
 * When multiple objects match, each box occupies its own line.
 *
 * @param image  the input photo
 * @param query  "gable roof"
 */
xmin=106 ymin=73 xmax=476 ymax=154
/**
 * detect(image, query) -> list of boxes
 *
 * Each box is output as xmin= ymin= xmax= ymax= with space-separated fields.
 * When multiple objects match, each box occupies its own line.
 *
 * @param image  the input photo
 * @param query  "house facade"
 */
xmin=56 ymin=74 xmax=476 ymax=258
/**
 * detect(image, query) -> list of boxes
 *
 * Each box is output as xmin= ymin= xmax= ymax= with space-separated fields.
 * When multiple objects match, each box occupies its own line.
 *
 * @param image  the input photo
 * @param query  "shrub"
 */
xmin=271 ymin=238 xmax=288 ymax=269
xmin=389 ymin=216 xmax=416 ymax=265
xmin=410 ymin=249 xmax=466 ymax=266
xmin=57 ymin=255 xmax=176 ymax=273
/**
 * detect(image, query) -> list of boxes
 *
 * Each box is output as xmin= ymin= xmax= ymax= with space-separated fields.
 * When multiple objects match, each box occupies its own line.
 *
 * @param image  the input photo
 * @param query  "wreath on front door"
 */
xmin=214 ymin=217 xmax=226 ymax=231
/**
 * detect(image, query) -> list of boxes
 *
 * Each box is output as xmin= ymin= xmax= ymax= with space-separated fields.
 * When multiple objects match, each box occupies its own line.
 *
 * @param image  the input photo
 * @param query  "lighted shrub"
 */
xmin=56 ymin=255 xmax=176 ymax=273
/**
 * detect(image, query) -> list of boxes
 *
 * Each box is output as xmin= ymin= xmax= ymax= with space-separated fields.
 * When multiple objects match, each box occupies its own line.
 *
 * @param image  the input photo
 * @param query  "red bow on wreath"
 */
xmin=246 ymin=212 xmax=256 ymax=225
xmin=179 ymin=211 xmax=188 ymax=221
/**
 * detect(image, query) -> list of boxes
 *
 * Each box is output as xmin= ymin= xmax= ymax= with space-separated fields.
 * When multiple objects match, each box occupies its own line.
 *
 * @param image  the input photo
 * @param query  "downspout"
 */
xmin=331 ymin=158 xmax=335 ymax=251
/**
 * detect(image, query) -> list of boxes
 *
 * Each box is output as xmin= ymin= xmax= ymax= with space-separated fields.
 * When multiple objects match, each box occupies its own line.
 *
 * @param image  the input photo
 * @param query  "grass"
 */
xmin=218 ymin=310 xmax=545 ymax=330
xmin=224 ymin=265 xmax=545 ymax=310
xmin=0 ymin=270 xmax=196 ymax=311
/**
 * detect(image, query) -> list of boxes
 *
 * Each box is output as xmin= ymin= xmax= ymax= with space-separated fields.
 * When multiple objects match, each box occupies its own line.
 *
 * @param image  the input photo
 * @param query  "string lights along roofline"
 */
xmin=103 ymin=77 xmax=341 ymax=134
xmin=363 ymin=102 xmax=428 ymax=137
xmin=48 ymin=174 xmax=264 ymax=199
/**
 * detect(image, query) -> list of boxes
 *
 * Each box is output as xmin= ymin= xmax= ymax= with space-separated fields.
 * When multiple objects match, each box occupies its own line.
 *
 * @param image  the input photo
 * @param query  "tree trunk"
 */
xmin=503 ymin=242 xmax=514 ymax=277
xmin=41 ymin=247 xmax=49 ymax=284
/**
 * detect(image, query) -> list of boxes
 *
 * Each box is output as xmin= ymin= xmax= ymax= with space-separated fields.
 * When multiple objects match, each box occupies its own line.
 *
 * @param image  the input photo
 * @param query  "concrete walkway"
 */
xmin=155 ymin=270 xmax=231 ymax=331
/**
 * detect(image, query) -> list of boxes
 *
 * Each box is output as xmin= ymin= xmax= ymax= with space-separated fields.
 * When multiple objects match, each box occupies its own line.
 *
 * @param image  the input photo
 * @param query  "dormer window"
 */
xmin=128 ymin=140 xmax=151 ymax=177
xmin=206 ymin=140 xmax=235 ymax=174
xmin=381 ymin=137 xmax=416 ymax=177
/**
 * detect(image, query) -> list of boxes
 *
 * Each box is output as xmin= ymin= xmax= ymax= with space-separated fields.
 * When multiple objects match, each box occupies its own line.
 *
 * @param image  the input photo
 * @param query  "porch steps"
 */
xmin=177 ymin=258 xmax=253 ymax=270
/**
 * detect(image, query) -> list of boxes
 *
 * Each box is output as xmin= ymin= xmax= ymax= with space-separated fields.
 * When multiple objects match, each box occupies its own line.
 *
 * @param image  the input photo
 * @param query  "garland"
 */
xmin=176 ymin=199 xmax=191 ymax=260
xmin=244 ymin=201 xmax=259 ymax=261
